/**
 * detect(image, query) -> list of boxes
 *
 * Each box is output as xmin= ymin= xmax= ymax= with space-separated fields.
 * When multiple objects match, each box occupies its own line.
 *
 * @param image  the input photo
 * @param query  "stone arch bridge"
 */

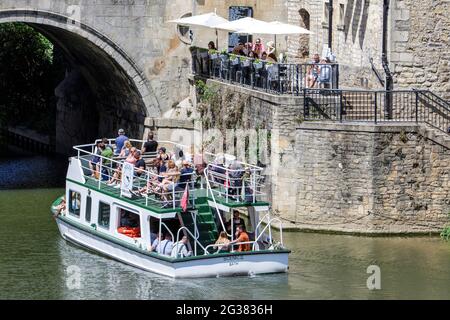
xmin=0 ymin=1 xmax=193 ymax=153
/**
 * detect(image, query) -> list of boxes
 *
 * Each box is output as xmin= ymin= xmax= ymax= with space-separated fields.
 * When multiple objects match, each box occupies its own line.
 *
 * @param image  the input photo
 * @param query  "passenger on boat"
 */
xmin=214 ymin=231 xmax=231 ymax=253
xmin=141 ymin=131 xmax=158 ymax=154
xmin=164 ymin=160 xmax=193 ymax=194
xmin=210 ymin=156 xmax=226 ymax=185
xmin=156 ymin=233 xmax=174 ymax=256
xmin=154 ymin=147 xmax=170 ymax=174
xmin=225 ymin=210 xmax=246 ymax=234
xmin=89 ymin=140 xmax=103 ymax=178
xmin=114 ymin=128 xmax=128 ymax=156
xmin=107 ymin=166 xmax=122 ymax=187
xmin=119 ymin=140 xmax=132 ymax=158
xmin=134 ymin=150 xmax=146 ymax=177
xmin=159 ymin=160 xmax=180 ymax=199
xmin=125 ymin=147 xmax=138 ymax=165
xmin=171 ymin=235 xmax=192 ymax=258
xmin=230 ymin=225 xmax=251 ymax=252
xmin=228 ymin=160 xmax=245 ymax=198
xmin=53 ymin=196 xmax=66 ymax=218
xmin=99 ymin=138 xmax=114 ymax=181
xmin=150 ymin=232 xmax=163 ymax=251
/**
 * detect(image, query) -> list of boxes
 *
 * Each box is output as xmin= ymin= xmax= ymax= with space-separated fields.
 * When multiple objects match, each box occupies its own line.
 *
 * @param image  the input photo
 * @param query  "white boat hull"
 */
xmin=56 ymin=218 xmax=289 ymax=278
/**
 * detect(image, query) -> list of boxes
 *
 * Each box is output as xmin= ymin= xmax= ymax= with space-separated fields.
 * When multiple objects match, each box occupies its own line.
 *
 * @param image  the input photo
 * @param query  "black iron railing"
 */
xmin=303 ymin=89 xmax=450 ymax=134
xmin=191 ymin=47 xmax=339 ymax=95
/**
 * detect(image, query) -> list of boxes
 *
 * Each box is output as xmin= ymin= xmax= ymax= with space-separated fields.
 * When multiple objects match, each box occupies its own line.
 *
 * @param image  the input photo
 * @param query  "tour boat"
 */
xmin=51 ymin=139 xmax=289 ymax=278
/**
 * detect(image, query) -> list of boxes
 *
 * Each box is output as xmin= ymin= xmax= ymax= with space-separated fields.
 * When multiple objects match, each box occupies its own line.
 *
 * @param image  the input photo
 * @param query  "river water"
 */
xmin=1 ymin=154 xmax=450 ymax=299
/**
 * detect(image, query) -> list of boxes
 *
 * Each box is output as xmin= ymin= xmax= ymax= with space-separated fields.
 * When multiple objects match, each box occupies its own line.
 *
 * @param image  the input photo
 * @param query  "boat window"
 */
xmin=85 ymin=196 xmax=92 ymax=222
xmin=68 ymin=190 xmax=81 ymax=217
xmin=98 ymin=202 xmax=111 ymax=229
xmin=117 ymin=208 xmax=141 ymax=238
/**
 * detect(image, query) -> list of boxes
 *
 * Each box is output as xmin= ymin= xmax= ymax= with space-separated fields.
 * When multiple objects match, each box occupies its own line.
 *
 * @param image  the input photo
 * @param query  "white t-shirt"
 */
xmin=156 ymin=239 xmax=173 ymax=256
xmin=171 ymin=241 xmax=190 ymax=258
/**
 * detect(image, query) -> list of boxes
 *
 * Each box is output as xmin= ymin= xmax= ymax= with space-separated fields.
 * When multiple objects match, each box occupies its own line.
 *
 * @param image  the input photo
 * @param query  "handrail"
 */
xmin=203 ymin=168 xmax=232 ymax=238
xmin=369 ymin=57 xmax=385 ymax=87
xmin=175 ymin=226 xmax=206 ymax=257
xmin=252 ymin=217 xmax=283 ymax=251
xmin=254 ymin=212 xmax=271 ymax=240
xmin=303 ymin=88 xmax=450 ymax=134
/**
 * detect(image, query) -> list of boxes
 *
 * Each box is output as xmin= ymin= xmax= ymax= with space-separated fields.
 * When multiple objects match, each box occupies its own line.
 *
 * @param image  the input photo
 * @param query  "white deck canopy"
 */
xmin=167 ymin=12 xmax=229 ymax=49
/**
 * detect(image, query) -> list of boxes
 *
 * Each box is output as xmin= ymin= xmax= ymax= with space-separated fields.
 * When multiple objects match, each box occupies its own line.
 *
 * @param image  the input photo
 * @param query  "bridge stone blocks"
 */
xmin=0 ymin=0 xmax=194 ymax=143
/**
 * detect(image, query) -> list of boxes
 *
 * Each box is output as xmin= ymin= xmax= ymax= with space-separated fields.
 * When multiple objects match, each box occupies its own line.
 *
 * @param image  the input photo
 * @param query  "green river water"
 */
xmin=1 ymin=187 xmax=450 ymax=299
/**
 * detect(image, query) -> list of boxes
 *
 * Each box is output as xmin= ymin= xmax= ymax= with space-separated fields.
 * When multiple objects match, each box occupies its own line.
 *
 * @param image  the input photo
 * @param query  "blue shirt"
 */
xmin=115 ymin=135 xmax=128 ymax=155
xmin=178 ymin=167 xmax=194 ymax=188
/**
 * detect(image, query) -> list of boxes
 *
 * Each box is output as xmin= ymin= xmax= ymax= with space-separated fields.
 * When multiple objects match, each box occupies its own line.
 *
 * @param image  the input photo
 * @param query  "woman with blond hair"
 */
xmin=159 ymin=160 xmax=180 ymax=201
xmin=119 ymin=140 xmax=132 ymax=157
xmin=214 ymin=231 xmax=230 ymax=253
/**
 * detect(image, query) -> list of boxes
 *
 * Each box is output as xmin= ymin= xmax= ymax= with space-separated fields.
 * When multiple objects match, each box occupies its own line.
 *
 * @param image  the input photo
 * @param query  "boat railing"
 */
xmin=205 ymin=163 xmax=265 ymax=204
xmin=175 ymin=226 xmax=207 ymax=257
xmin=73 ymin=144 xmax=197 ymax=210
xmin=203 ymin=168 xmax=232 ymax=239
xmin=252 ymin=217 xmax=283 ymax=251
xmin=202 ymin=215 xmax=284 ymax=255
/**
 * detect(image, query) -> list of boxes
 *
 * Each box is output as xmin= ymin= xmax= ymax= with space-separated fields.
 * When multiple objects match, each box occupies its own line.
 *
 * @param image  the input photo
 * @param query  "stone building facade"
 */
xmin=390 ymin=0 xmax=450 ymax=100
xmin=286 ymin=0 xmax=450 ymax=96
xmin=189 ymin=79 xmax=450 ymax=234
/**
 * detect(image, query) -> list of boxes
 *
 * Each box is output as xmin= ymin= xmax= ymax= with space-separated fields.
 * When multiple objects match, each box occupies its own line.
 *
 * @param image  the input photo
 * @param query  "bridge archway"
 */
xmin=0 ymin=9 xmax=161 ymax=154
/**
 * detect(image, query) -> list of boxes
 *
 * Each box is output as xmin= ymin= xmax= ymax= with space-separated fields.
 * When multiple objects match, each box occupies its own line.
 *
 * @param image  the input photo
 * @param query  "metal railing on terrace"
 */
xmin=303 ymin=89 xmax=450 ymax=134
xmin=191 ymin=47 xmax=339 ymax=95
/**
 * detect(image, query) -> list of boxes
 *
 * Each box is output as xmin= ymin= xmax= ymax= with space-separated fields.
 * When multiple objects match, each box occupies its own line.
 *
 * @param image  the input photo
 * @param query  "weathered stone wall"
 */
xmin=294 ymin=122 xmax=450 ymax=234
xmin=185 ymin=80 xmax=450 ymax=234
xmin=390 ymin=0 xmax=450 ymax=100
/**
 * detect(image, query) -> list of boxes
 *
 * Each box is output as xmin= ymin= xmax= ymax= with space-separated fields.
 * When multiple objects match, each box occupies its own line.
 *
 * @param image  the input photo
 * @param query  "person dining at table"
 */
xmin=252 ymin=38 xmax=265 ymax=58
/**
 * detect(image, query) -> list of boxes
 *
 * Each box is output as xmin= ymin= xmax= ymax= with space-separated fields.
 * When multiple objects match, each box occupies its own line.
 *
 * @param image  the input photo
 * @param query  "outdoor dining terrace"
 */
xmin=191 ymin=47 xmax=340 ymax=95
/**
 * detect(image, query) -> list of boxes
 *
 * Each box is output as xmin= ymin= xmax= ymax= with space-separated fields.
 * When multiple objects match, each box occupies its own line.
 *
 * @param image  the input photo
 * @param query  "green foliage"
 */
xmin=441 ymin=226 xmax=450 ymax=241
xmin=0 ymin=23 xmax=64 ymax=134
xmin=195 ymin=80 xmax=218 ymax=103
xmin=441 ymin=212 xmax=450 ymax=241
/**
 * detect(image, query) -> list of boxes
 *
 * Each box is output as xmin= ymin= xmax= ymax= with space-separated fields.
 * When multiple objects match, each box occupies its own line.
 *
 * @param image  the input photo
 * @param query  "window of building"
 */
xmin=228 ymin=6 xmax=253 ymax=50
xmin=98 ymin=201 xmax=111 ymax=229
xmin=323 ymin=2 xmax=330 ymax=24
xmin=68 ymin=191 xmax=81 ymax=217
xmin=338 ymin=3 xmax=345 ymax=30
xmin=85 ymin=196 xmax=92 ymax=222
xmin=177 ymin=13 xmax=193 ymax=45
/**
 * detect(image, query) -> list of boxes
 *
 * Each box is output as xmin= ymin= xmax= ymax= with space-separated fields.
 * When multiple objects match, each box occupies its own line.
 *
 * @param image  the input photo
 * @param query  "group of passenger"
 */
xmin=213 ymin=210 xmax=251 ymax=253
xmin=88 ymin=129 xmax=198 ymax=206
xmin=205 ymin=39 xmax=335 ymax=89
xmin=209 ymin=38 xmax=278 ymax=63
xmin=147 ymin=211 xmax=250 ymax=259
xmin=149 ymin=233 xmax=192 ymax=258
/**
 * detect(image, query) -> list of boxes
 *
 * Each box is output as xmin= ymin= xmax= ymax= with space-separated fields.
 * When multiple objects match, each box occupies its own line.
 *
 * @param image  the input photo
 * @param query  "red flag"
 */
xmin=181 ymin=183 xmax=189 ymax=212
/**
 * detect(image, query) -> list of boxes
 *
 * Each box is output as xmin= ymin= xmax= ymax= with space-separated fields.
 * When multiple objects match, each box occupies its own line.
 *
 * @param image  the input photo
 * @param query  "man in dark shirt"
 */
xmin=225 ymin=210 xmax=246 ymax=234
xmin=134 ymin=150 xmax=146 ymax=177
xmin=142 ymin=132 xmax=158 ymax=154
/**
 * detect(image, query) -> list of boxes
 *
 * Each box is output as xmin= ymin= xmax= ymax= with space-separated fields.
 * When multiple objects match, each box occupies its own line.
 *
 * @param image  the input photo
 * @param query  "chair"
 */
xmin=219 ymin=55 xmax=230 ymax=81
xmin=267 ymin=64 xmax=279 ymax=92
